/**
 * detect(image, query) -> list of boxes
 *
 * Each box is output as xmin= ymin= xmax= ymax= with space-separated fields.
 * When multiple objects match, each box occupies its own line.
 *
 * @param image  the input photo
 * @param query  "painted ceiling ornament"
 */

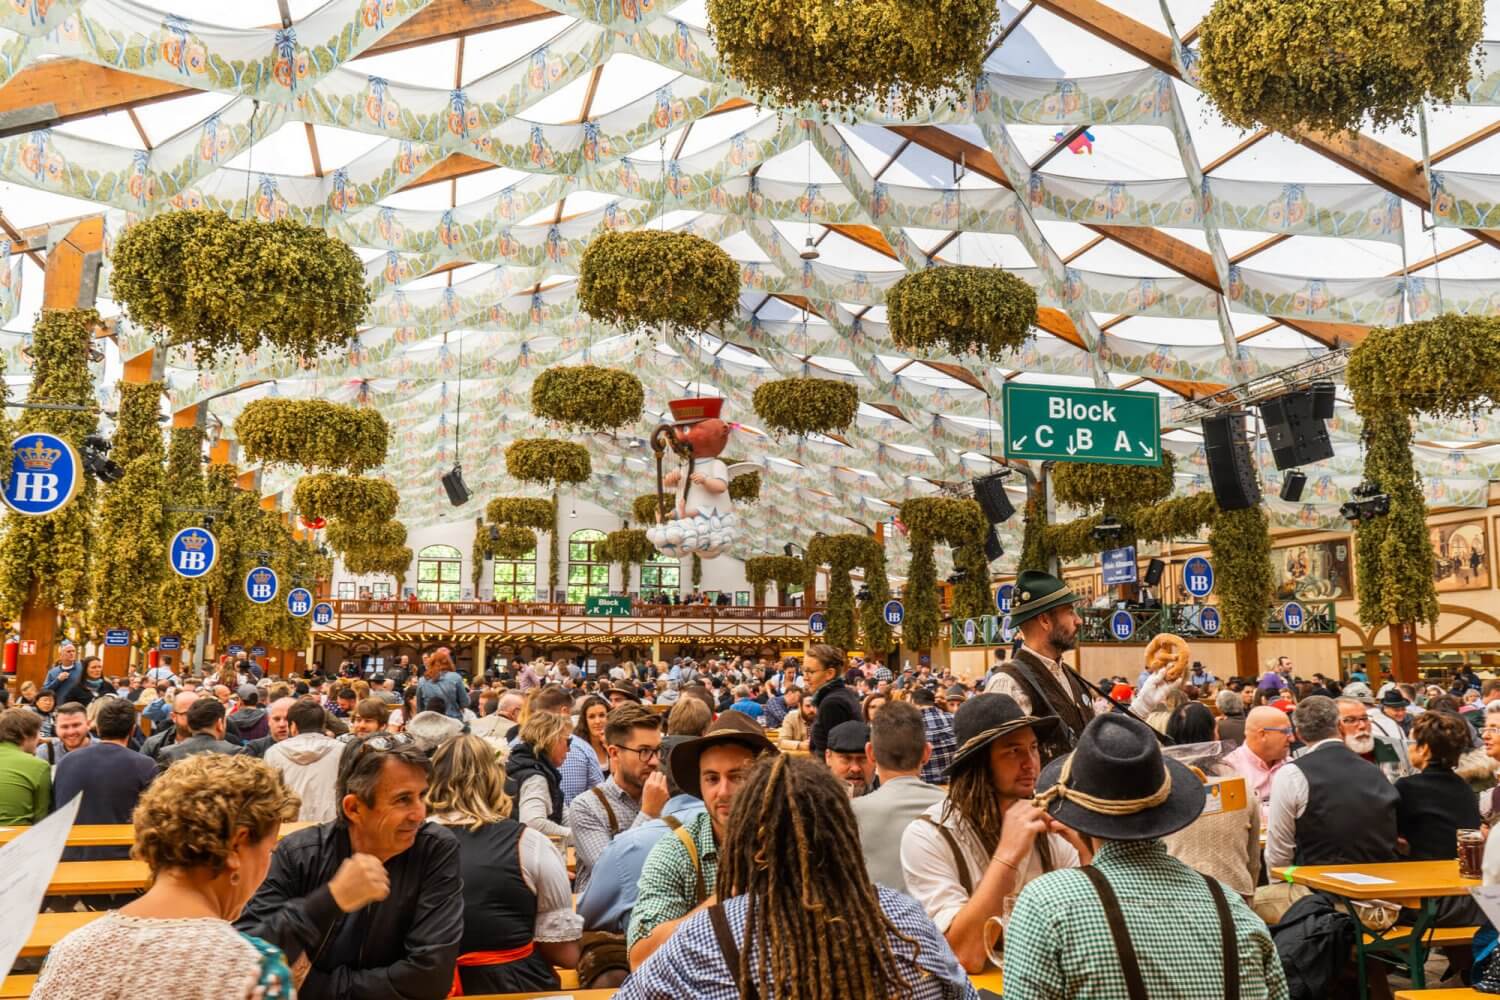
xmin=646 ymin=397 xmax=747 ymax=559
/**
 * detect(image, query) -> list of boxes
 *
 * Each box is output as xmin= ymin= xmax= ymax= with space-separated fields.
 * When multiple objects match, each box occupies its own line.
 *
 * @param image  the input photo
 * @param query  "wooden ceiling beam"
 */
xmin=0 ymin=0 xmax=557 ymax=137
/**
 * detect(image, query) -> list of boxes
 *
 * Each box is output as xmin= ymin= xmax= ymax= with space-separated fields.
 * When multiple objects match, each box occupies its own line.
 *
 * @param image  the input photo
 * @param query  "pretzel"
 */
xmin=1145 ymin=633 xmax=1192 ymax=682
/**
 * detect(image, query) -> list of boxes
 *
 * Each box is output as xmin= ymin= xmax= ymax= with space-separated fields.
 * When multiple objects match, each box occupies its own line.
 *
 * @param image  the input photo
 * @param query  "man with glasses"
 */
xmin=567 ymin=704 xmax=668 ymax=895
xmin=1337 ymin=696 xmax=1408 ymax=783
xmin=237 ymin=731 xmax=463 ymax=998
xmin=1222 ymin=706 xmax=1293 ymax=818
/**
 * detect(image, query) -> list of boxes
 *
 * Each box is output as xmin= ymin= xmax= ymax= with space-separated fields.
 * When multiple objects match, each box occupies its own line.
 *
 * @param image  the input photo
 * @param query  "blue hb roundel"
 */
xmin=883 ymin=600 xmax=904 ymax=626
xmin=245 ymin=566 xmax=279 ymax=605
xmin=1184 ymin=556 xmax=1214 ymax=598
xmin=1197 ymin=606 xmax=1221 ymax=636
xmin=312 ymin=602 xmax=334 ymax=626
xmin=3 ymin=432 xmax=81 ymax=516
xmin=996 ymin=584 xmax=1014 ymax=613
xmin=286 ymin=587 xmax=313 ymax=617
xmin=1110 ymin=610 xmax=1135 ymax=641
xmin=1282 ymin=601 xmax=1305 ymax=631
xmin=169 ymin=527 xmax=218 ymax=579
xmin=808 ymin=612 xmax=826 ymax=635
xmin=963 ymin=619 xmax=977 ymax=644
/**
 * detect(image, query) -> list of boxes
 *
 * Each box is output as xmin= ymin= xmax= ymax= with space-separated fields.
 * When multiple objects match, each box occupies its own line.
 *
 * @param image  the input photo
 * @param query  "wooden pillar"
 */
xmin=16 ymin=216 xmax=104 ymax=693
xmin=1388 ymin=622 xmax=1419 ymax=684
xmin=1234 ymin=631 xmax=1259 ymax=680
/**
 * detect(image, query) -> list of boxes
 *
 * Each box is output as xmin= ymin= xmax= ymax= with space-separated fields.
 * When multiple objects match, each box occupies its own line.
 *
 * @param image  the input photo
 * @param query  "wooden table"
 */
xmin=1393 ymin=990 xmax=1485 ymax=1000
xmin=1273 ymin=860 xmax=1479 ymax=996
xmin=0 ymin=975 xmax=35 ymax=998
xmin=47 ymin=859 xmax=149 ymax=895
xmin=0 ymin=820 xmax=315 ymax=848
xmin=19 ymin=911 xmax=102 ymax=958
xmin=465 ymin=992 xmax=615 ymax=1000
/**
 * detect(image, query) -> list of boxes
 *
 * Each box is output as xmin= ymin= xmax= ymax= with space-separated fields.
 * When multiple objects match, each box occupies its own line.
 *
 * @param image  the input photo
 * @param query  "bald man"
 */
xmin=245 ymin=697 xmax=297 ymax=757
xmin=1223 ymin=706 xmax=1293 ymax=815
xmin=142 ymin=690 xmax=201 ymax=763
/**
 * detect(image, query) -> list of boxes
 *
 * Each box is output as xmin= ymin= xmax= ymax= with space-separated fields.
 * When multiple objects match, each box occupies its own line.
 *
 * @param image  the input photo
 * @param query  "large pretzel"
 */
xmin=1145 ymin=633 xmax=1192 ymax=682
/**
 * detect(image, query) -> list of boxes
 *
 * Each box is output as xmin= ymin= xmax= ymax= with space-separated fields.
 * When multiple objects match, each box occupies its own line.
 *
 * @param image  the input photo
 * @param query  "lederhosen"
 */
xmin=1079 ymin=866 xmax=1240 ymax=1000
xmin=999 ymin=648 xmax=1095 ymax=763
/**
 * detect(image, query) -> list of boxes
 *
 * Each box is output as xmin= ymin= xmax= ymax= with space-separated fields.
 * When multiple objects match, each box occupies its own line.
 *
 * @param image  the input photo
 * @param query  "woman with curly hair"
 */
xmin=33 ymin=754 xmax=301 ymax=999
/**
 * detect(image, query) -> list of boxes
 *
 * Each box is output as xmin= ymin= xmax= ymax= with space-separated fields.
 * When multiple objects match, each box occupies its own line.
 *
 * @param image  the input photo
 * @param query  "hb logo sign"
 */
xmin=3 ymin=434 xmax=80 ymax=516
xmin=245 ymin=567 xmax=279 ymax=605
xmin=169 ymin=527 xmax=219 ymax=579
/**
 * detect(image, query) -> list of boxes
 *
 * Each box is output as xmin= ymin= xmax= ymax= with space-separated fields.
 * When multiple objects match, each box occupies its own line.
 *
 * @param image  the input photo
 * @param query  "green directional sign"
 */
xmin=585 ymin=595 xmax=633 ymax=616
xmin=1002 ymin=383 xmax=1162 ymax=466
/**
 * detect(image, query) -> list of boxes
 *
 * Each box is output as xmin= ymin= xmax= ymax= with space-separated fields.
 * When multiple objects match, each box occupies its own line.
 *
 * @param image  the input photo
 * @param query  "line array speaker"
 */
xmin=1201 ymin=412 xmax=1261 ymax=511
xmin=972 ymin=473 xmax=1015 ymax=525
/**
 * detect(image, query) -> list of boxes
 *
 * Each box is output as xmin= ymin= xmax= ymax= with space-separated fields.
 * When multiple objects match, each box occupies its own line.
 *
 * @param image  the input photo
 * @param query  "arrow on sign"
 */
xmin=1139 ymin=441 xmax=1154 ymax=458
xmin=1065 ymin=436 xmax=1077 ymax=456
xmin=1011 ymin=434 xmax=1028 ymax=449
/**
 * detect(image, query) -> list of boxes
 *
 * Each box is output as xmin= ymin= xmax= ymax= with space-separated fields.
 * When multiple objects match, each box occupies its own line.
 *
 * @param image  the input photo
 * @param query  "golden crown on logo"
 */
xmin=251 ymin=569 xmax=271 ymax=584
xmin=17 ymin=438 xmax=61 ymax=471
xmin=179 ymin=532 xmax=208 ymax=551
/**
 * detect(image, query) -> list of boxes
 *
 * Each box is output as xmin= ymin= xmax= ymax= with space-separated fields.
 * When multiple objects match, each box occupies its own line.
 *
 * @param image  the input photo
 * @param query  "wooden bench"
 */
xmin=1394 ymin=990 xmax=1489 ymax=1000
xmin=0 ymin=975 xmax=35 ymax=999
xmin=1365 ymin=925 xmax=1477 ymax=947
xmin=19 ymin=911 xmax=102 ymax=958
xmin=0 ymin=820 xmax=316 ymax=849
xmin=46 ymin=860 xmax=149 ymax=896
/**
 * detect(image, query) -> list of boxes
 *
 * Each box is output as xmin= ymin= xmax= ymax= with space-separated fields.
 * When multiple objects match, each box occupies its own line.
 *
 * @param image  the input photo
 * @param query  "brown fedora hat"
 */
xmin=669 ymin=709 xmax=777 ymax=798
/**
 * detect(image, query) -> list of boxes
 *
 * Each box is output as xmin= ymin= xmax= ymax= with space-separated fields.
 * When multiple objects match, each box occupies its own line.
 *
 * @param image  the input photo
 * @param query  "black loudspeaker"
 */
xmin=984 ymin=527 xmax=1004 ymax=563
xmin=1201 ymin=412 xmax=1261 ymax=511
xmin=440 ymin=465 xmax=472 ymax=507
xmin=1280 ymin=470 xmax=1308 ymax=502
xmin=1310 ymin=381 xmax=1336 ymax=420
xmin=1258 ymin=390 xmax=1334 ymax=471
xmin=1144 ymin=558 xmax=1165 ymax=586
xmin=972 ymin=473 xmax=1015 ymax=524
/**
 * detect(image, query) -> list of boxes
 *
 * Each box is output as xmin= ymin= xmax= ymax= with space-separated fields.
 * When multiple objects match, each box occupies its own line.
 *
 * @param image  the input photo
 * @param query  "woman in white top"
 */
xmin=34 ymin=754 xmax=301 ymax=1000
xmin=430 ymin=734 xmax=582 ymax=993
xmin=505 ymin=709 xmax=573 ymax=839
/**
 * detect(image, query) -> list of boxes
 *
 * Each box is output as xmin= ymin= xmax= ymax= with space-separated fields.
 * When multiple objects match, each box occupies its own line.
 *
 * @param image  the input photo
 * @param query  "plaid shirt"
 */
xmin=921 ymin=707 xmax=956 ymax=784
xmin=567 ymin=776 xmax=646 ymax=897
xmin=626 ymin=810 xmax=718 ymax=950
xmin=616 ymin=884 xmax=978 ymax=1000
xmin=1002 ymin=839 xmax=1289 ymax=1000
xmin=559 ymin=733 xmax=605 ymax=805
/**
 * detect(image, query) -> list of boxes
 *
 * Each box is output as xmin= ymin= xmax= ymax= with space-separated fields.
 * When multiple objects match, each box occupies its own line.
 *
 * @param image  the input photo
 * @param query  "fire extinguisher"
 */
xmin=147 ymin=647 xmax=159 ymax=669
xmin=3 ymin=637 xmax=16 ymax=675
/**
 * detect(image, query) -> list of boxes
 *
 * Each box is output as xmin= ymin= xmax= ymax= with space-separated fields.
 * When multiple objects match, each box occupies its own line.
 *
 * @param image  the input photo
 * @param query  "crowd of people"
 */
xmin=6 ymin=570 xmax=1500 ymax=997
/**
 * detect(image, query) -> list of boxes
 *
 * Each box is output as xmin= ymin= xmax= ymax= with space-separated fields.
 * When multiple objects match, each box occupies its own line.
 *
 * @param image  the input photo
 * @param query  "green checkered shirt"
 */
xmin=1002 ymin=839 xmax=1289 ymax=1000
xmin=626 ymin=809 xmax=718 ymax=950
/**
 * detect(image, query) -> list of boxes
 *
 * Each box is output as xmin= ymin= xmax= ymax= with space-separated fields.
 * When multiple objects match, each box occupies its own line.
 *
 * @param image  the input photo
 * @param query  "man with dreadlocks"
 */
xmin=616 ymin=754 xmax=978 ymax=1000
xmin=901 ymin=692 xmax=1089 ymax=974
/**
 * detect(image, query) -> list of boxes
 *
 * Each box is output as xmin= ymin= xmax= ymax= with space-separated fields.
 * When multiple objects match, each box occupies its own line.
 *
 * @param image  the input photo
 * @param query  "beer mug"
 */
xmin=981 ymin=896 xmax=1020 ymax=968
xmin=1459 ymin=828 xmax=1486 ymax=880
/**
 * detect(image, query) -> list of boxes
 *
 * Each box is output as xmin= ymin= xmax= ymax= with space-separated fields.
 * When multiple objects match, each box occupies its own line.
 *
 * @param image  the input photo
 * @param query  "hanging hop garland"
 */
xmin=602 ymin=528 xmax=657 ymax=567
xmin=505 ymin=438 xmax=592 ymax=485
xmin=489 ymin=525 xmax=538 ymax=561
xmin=486 ymin=497 xmax=556 ymax=530
xmin=577 ymin=231 xmax=740 ymax=337
xmin=633 ymin=493 xmax=667 ymax=524
xmin=1197 ymin=0 xmax=1485 ymax=135
xmin=728 ymin=470 xmax=761 ymax=504
xmin=109 ymin=210 xmax=369 ymax=364
xmin=752 ymin=378 xmax=859 ymax=437
xmin=886 ymin=266 xmax=1037 ymax=361
xmin=744 ymin=554 xmax=805 ymax=605
xmin=530 ymin=365 xmax=645 ymax=433
xmin=325 ymin=518 xmax=407 ymax=555
xmin=899 ymin=497 xmax=990 ymax=648
xmin=343 ymin=543 xmax=413 ymax=579
xmin=293 ymin=474 xmax=398 ymax=525
xmin=1051 ymin=452 xmax=1176 ymax=514
xmin=817 ymin=532 xmax=894 ymax=654
xmin=234 ymin=399 xmax=388 ymax=474
xmin=707 ymin=0 xmax=998 ymax=117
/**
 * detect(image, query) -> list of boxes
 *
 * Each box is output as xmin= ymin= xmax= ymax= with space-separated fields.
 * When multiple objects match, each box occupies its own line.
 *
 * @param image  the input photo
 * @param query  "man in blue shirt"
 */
xmin=577 ymin=731 xmax=708 ymax=919
xmin=728 ymin=684 xmax=763 ymax=721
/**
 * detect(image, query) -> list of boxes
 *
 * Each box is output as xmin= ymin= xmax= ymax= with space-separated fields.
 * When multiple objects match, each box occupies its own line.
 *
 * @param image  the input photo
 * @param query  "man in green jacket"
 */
xmin=0 ymin=708 xmax=51 ymax=824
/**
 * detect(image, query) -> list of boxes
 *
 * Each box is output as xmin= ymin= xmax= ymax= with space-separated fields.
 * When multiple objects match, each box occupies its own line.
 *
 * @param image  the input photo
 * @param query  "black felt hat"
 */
xmin=948 ymin=693 xmax=1061 ymax=776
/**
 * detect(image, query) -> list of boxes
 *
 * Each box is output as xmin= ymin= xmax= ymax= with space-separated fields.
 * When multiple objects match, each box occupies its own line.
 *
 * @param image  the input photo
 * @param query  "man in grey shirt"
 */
xmin=851 ymin=700 xmax=944 ymax=892
xmin=566 ymin=704 xmax=669 ymax=895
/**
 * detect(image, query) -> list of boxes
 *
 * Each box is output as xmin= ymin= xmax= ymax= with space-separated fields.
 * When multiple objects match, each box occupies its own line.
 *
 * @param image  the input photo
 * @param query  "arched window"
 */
xmin=567 ymin=529 xmax=609 ymax=603
xmin=639 ymin=552 xmax=680 ymax=601
xmin=416 ymin=544 xmax=462 ymax=601
xmin=493 ymin=543 xmax=538 ymax=602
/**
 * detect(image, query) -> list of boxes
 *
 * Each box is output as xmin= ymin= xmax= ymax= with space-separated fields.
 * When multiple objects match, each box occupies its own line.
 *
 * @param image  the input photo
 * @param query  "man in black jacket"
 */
xmin=156 ymin=697 xmax=242 ymax=770
xmin=235 ymin=732 xmax=462 ymax=999
xmin=806 ymin=644 xmax=860 ymax=762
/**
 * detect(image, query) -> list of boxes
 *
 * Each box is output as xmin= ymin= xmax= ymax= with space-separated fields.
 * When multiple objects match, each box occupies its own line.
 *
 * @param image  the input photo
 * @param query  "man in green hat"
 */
xmin=986 ymin=570 xmax=1094 ymax=763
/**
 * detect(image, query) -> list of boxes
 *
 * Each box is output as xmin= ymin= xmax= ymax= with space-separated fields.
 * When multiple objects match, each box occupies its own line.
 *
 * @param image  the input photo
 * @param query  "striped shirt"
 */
xmin=921 ymin=707 xmax=957 ymax=784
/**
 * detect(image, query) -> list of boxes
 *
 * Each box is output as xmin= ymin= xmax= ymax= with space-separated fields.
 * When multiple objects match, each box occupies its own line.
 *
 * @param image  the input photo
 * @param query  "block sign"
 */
xmin=883 ymin=600 xmax=904 ymax=626
xmin=104 ymin=629 xmax=130 ymax=647
xmin=1282 ymin=602 xmax=1305 ymax=631
xmin=809 ymin=612 xmax=826 ymax=635
xmin=1197 ymin=606 xmax=1222 ymax=636
xmin=312 ymin=602 xmax=334 ymax=626
xmin=585 ymin=595 xmax=633 ymax=617
xmin=1110 ymin=610 xmax=1135 ymax=641
xmin=996 ymin=584 xmax=1014 ymax=614
xmin=286 ymin=587 xmax=313 ymax=618
xmin=245 ymin=566 xmax=279 ymax=605
xmin=169 ymin=527 xmax=218 ymax=579
xmin=1101 ymin=545 xmax=1138 ymax=586
xmin=1184 ymin=556 xmax=1214 ymax=598
xmin=2 ymin=433 xmax=81 ymax=516
xmin=1002 ymin=384 xmax=1162 ymax=466
xmin=158 ymin=635 xmax=181 ymax=651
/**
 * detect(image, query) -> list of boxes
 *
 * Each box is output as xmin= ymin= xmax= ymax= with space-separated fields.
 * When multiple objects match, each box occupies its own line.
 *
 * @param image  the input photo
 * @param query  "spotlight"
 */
xmin=1091 ymin=516 xmax=1124 ymax=544
xmin=80 ymin=434 xmax=123 ymax=483
xmin=799 ymin=237 xmax=820 ymax=261
xmin=855 ymin=585 xmax=871 ymax=603
xmin=1340 ymin=481 xmax=1390 ymax=522
xmin=947 ymin=570 xmax=969 ymax=585
xmin=203 ymin=514 xmax=216 ymax=529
